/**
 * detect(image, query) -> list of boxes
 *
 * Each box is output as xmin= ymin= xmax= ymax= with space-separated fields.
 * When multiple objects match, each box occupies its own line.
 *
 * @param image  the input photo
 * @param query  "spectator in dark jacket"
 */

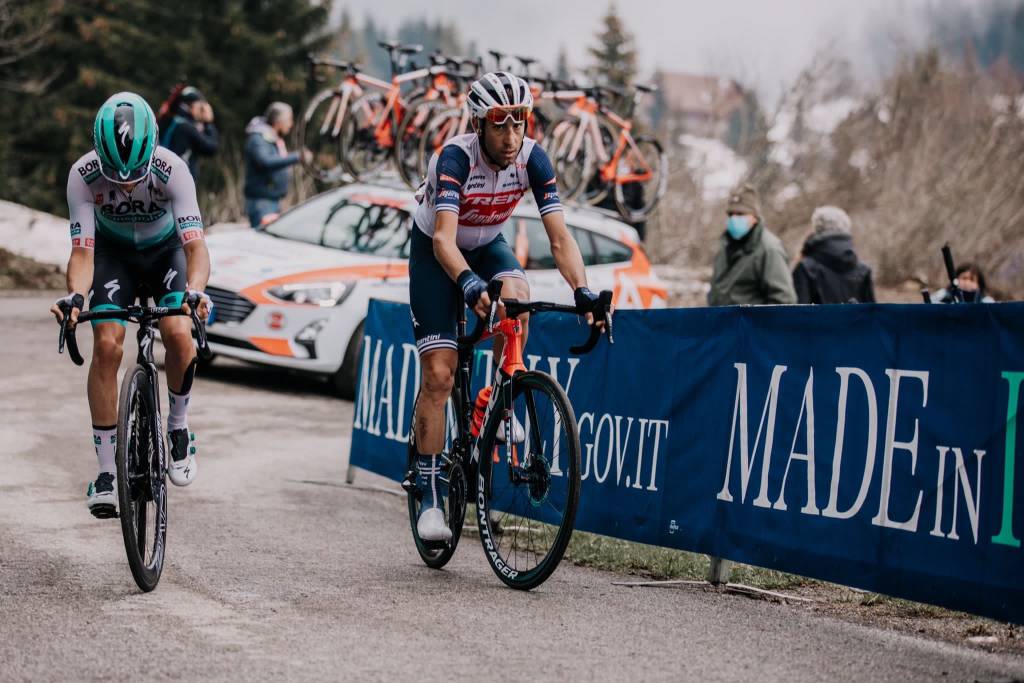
xmin=161 ymin=86 xmax=219 ymax=184
xmin=243 ymin=102 xmax=307 ymax=228
xmin=792 ymin=206 xmax=875 ymax=304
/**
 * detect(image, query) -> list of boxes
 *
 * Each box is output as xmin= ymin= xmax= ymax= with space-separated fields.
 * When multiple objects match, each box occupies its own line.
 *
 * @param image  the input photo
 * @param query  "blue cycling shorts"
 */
xmin=408 ymin=223 xmax=526 ymax=355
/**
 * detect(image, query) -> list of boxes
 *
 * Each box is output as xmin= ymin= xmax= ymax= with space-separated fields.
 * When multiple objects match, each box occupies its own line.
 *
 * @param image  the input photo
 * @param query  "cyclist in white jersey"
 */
xmin=409 ymin=72 xmax=603 ymax=541
xmin=49 ymin=92 xmax=212 ymax=518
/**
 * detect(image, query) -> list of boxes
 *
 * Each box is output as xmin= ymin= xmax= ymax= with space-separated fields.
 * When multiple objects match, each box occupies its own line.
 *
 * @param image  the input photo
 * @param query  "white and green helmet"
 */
xmin=93 ymin=91 xmax=158 ymax=184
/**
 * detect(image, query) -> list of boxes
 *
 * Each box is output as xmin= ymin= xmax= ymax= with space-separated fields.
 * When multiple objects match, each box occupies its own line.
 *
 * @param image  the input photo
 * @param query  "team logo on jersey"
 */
xmin=152 ymin=157 xmax=173 ymax=182
xmin=70 ymin=222 xmax=81 ymax=236
xmin=163 ymin=268 xmax=178 ymax=290
xmin=104 ymin=279 xmax=120 ymax=303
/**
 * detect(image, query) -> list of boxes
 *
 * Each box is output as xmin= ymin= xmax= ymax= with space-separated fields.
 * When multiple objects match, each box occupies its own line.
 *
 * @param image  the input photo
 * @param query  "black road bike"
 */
xmin=403 ymin=281 xmax=613 ymax=590
xmin=56 ymin=292 xmax=210 ymax=592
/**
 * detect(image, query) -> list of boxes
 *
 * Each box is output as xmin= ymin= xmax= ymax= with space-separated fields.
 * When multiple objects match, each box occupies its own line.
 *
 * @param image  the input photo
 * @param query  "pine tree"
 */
xmin=0 ymin=0 xmax=330 ymax=215
xmin=587 ymin=3 xmax=637 ymax=90
xmin=555 ymin=45 xmax=570 ymax=82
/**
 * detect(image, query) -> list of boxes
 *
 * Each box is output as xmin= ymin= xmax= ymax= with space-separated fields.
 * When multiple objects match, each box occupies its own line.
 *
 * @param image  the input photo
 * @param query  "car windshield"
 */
xmin=264 ymin=192 xmax=412 ymax=259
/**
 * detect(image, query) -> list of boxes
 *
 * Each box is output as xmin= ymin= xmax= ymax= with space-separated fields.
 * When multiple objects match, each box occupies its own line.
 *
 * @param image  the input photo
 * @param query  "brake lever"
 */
xmin=187 ymin=294 xmax=213 ymax=360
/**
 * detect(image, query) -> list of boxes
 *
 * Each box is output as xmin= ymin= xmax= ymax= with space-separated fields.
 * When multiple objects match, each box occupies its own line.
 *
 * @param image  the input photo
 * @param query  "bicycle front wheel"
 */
xmin=300 ymin=89 xmax=347 ymax=185
xmin=476 ymin=371 xmax=581 ymax=590
xmin=115 ymin=365 xmax=167 ymax=592
xmin=612 ymin=135 xmax=668 ymax=221
xmin=342 ymin=92 xmax=392 ymax=179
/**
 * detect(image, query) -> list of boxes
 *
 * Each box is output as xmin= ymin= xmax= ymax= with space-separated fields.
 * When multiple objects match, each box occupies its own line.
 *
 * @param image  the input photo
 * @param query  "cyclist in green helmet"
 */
xmin=50 ymin=91 xmax=212 ymax=518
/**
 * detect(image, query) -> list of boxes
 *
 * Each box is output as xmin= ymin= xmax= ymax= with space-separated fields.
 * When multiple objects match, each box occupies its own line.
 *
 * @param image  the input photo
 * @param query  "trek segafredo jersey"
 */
xmin=413 ymin=134 xmax=562 ymax=250
xmin=67 ymin=147 xmax=204 ymax=250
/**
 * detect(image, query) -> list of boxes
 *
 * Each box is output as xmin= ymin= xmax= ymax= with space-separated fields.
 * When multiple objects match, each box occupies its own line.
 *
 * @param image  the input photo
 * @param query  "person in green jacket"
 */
xmin=707 ymin=184 xmax=797 ymax=306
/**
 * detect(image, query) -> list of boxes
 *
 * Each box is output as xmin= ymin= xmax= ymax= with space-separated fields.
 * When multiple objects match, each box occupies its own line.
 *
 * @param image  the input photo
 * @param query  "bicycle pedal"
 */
xmin=90 ymin=504 xmax=118 ymax=519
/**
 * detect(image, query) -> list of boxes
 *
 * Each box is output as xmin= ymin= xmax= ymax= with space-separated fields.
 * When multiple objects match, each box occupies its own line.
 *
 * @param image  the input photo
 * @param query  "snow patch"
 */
xmin=0 ymin=200 xmax=69 ymax=267
xmin=678 ymin=134 xmax=748 ymax=201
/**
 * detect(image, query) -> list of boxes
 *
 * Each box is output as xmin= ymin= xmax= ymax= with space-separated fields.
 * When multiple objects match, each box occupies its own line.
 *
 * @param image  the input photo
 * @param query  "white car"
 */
xmin=204 ymin=183 xmax=666 ymax=397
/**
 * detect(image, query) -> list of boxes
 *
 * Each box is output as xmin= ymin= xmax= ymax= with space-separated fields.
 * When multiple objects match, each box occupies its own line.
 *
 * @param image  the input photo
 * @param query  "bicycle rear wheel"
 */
xmin=300 ymin=89 xmax=347 ymax=185
xmin=342 ymin=92 xmax=393 ymax=179
xmin=406 ymin=391 xmax=467 ymax=569
xmin=395 ymin=99 xmax=446 ymax=189
xmin=417 ymin=107 xmax=463 ymax=173
xmin=115 ymin=365 xmax=167 ymax=592
xmin=612 ymin=135 xmax=668 ymax=221
xmin=476 ymin=371 xmax=581 ymax=590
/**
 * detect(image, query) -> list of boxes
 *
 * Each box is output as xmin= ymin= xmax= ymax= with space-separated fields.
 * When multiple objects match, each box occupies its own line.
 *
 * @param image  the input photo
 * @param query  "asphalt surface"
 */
xmin=2 ymin=292 xmax=1023 ymax=682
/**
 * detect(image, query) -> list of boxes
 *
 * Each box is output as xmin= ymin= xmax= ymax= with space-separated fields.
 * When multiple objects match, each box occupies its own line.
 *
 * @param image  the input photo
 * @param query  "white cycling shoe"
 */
xmin=417 ymin=506 xmax=452 ymax=542
xmin=167 ymin=429 xmax=198 ymax=487
xmin=87 ymin=472 xmax=118 ymax=519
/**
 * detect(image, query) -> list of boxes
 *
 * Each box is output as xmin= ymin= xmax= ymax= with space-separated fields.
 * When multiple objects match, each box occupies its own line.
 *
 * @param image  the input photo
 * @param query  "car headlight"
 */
xmin=267 ymin=281 xmax=353 ymax=307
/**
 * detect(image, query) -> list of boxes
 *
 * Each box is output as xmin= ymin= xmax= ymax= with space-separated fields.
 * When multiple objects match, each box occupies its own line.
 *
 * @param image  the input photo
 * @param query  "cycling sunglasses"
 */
xmin=98 ymin=156 xmax=153 ymax=186
xmin=485 ymin=106 xmax=532 ymax=126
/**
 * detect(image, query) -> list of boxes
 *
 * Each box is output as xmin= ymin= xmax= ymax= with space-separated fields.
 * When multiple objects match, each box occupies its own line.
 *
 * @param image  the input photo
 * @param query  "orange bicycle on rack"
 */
xmin=548 ymin=84 xmax=667 ymax=222
xmin=301 ymin=42 xmax=425 ymax=183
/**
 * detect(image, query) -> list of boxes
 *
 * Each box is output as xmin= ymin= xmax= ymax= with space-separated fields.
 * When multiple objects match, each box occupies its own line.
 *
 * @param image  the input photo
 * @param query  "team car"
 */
xmin=203 ymin=183 xmax=667 ymax=397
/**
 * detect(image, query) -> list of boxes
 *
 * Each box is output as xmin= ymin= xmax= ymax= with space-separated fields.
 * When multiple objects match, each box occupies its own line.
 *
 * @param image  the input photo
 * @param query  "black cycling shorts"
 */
xmin=408 ymin=224 xmax=526 ymax=355
xmin=89 ymin=232 xmax=188 ymax=326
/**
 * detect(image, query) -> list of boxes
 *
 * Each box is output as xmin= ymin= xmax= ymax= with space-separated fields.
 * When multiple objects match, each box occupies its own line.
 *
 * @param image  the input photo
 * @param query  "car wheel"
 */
xmin=332 ymin=321 xmax=365 ymax=400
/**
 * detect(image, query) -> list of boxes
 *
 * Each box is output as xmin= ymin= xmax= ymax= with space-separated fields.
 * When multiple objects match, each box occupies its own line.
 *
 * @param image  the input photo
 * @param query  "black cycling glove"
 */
xmin=458 ymin=270 xmax=488 ymax=307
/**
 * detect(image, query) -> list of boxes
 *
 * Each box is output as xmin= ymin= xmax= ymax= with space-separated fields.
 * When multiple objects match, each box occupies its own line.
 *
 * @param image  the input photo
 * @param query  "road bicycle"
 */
xmin=548 ymin=84 xmax=668 ymax=222
xmin=403 ymin=281 xmax=613 ymax=590
xmin=55 ymin=291 xmax=210 ymax=592
xmin=301 ymin=43 xmax=424 ymax=183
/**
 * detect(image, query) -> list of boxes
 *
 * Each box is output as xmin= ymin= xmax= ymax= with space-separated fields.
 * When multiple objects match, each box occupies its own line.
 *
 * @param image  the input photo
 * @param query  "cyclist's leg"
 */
xmin=147 ymin=240 xmax=197 ymax=486
xmin=408 ymin=225 xmax=459 ymax=540
xmin=85 ymin=236 xmax=136 ymax=511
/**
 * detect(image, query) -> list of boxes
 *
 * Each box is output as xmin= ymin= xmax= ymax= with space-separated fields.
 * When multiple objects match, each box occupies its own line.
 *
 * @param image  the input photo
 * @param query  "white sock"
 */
xmin=92 ymin=425 xmax=116 ymax=474
xmin=167 ymin=390 xmax=190 ymax=431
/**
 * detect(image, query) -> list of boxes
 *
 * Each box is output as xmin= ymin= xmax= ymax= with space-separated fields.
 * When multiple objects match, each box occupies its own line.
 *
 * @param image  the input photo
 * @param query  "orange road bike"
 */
xmin=404 ymin=281 xmax=613 ymax=590
xmin=548 ymin=84 xmax=667 ymax=222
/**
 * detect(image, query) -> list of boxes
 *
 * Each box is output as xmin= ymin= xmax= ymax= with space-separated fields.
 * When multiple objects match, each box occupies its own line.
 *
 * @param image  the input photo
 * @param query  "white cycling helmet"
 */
xmin=468 ymin=71 xmax=534 ymax=120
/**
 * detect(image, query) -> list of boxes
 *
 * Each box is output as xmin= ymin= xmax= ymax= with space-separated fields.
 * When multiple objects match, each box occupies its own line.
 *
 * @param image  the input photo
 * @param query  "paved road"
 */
xmin=2 ymin=293 xmax=1022 ymax=682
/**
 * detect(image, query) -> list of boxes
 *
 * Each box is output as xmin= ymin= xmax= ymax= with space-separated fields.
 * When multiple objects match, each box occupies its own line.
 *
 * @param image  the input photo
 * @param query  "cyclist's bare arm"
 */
xmin=51 ymin=248 xmax=93 ymax=325
xmin=432 ymin=212 xmax=494 ymax=318
xmin=541 ymin=211 xmax=587 ymax=291
xmin=181 ymin=240 xmax=211 ymax=318
xmin=51 ymin=171 xmax=98 ymax=324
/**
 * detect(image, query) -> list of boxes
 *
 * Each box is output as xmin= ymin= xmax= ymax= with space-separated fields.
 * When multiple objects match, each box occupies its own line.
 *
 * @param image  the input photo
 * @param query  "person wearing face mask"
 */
xmin=708 ymin=184 xmax=796 ymax=306
xmin=933 ymin=262 xmax=996 ymax=303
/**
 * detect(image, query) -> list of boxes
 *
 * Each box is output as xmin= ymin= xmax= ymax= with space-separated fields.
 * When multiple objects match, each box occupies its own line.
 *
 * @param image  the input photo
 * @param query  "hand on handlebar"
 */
xmin=574 ymin=286 xmax=611 ymax=332
xmin=182 ymin=288 xmax=212 ymax=323
xmin=51 ymin=293 xmax=84 ymax=327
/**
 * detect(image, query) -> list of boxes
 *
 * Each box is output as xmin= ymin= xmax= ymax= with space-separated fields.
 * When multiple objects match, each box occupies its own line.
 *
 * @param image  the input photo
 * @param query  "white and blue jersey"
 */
xmin=413 ymin=134 xmax=562 ymax=250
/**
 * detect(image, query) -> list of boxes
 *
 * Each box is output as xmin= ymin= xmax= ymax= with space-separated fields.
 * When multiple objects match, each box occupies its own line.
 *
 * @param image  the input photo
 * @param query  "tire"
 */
xmin=406 ymin=390 xmax=467 ymax=569
xmin=332 ymin=321 xmax=364 ymax=400
xmin=547 ymin=117 xmax=592 ymax=202
xmin=341 ymin=92 xmax=392 ymax=179
xmin=300 ymin=89 xmax=347 ymax=185
xmin=475 ymin=371 xmax=581 ymax=590
xmin=612 ymin=135 xmax=668 ymax=222
xmin=115 ymin=365 xmax=167 ymax=592
xmin=417 ymin=106 xmax=463 ymax=175
xmin=395 ymin=100 xmax=447 ymax=189
xmin=579 ymin=120 xmax=618 ymax=206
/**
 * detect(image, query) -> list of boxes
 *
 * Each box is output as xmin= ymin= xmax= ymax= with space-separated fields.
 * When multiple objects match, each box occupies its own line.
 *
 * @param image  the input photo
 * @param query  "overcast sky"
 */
xmin=333 ymin=0 xmax=937 ymax=102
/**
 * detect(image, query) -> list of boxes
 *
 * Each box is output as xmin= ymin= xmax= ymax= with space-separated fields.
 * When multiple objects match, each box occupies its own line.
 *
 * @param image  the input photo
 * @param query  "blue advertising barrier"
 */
xmin=350 ymin=299 xmax=1024 ymax=623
